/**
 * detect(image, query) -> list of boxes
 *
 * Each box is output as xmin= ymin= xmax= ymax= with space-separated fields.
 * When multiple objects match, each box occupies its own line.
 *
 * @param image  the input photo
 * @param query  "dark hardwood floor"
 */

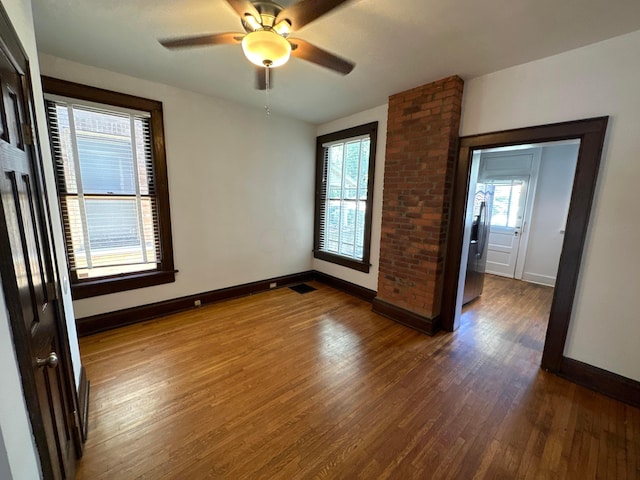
xmin=76 ymin=275 xmax=639 ymax=479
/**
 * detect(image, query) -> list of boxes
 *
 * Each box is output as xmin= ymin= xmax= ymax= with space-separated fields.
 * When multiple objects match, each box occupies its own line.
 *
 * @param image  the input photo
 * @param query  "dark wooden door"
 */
xmin=0 ymin=27 xmax=76 ymax=480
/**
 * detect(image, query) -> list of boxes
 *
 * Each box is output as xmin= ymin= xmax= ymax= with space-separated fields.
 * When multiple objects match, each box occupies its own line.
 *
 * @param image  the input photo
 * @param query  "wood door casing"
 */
xmin=440 ymin=117 xmax=609 ymax=370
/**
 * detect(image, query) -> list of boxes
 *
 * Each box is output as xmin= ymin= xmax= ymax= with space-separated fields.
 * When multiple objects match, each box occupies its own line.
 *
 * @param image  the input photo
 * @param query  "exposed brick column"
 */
xmin=373 ymin=76 xmax=464 ymax=334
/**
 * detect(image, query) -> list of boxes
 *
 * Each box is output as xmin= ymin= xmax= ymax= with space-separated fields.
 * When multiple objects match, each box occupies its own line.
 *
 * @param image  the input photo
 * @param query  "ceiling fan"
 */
xmin=159 ymin=0 xmax=355 ymax=90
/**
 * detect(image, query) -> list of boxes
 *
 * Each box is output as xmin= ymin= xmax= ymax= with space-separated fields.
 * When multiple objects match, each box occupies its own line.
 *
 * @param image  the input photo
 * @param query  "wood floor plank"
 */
xmin=76 ymin=276 xmax=640 ymax=479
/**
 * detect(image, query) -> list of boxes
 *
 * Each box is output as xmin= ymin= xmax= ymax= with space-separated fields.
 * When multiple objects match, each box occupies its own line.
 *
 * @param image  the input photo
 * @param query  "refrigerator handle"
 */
xmin=477 ymin=201 xmax=487 ymax=253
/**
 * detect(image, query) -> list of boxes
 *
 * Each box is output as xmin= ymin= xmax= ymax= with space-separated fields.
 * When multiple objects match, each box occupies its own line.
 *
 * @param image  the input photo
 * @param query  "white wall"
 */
xmin=522 ymin=144 xmax=578 ymax=286
xmin=461 ymin=29 xmax=640 ymax=381
xmin=313 ymin=104 xmax=387 ymax=291
xmin=0 ymin=427 xmax=11 ymax=480
xmin=37 ymin=54 xmax=317 ymax=319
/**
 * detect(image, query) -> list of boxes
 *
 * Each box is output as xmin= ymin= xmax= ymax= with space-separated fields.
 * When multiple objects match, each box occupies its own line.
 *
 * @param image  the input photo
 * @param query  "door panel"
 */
xmin=486 ymin=226 xmax=522 ymax=277
xmin=485 ymin=178 xmax=528 ymax=278
xmin=0 ymin=36 xmax=75 ymax=479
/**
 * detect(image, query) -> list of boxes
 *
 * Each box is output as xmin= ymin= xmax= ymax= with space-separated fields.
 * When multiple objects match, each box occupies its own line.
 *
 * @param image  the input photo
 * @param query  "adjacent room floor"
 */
xmin=76 ymin=275 xmax=639 ymax=479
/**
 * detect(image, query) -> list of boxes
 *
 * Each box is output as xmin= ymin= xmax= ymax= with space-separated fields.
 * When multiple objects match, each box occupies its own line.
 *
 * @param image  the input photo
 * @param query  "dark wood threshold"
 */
xmin=78 ymin=366 xmax=90 ymax=443
xmin=371 ymin=298 xmax=441 ymax=336
xmin=557 ymin=357 xmax=640 ymax=408
xmin=312 ymin=271 xmax=376 ymax=302
xmin=77 ymin=271 xmax=314 ymax=336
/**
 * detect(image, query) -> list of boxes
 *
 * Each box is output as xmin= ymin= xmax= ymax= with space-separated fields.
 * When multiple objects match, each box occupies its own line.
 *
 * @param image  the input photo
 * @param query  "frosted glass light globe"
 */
xmin=242 ymin=30 xmax=291 ymax=68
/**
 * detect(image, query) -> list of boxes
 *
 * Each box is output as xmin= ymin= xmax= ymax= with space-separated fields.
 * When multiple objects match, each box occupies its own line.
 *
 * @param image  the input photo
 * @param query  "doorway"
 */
xmin=440 ymin=117 xmax=609 ymax=374
xmin=473 ymin=142 xmax=579 ymax=287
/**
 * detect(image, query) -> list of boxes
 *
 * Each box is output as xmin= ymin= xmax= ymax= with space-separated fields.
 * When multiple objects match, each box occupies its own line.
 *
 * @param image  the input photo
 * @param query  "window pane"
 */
xmin=490 ymin=184 xmax=511 ymax=227
xmin=355 ymin=201 xmax=366 ymax=260
xmin=53 ymin=105 xmax=78 ymax=194
xmin=66 ymin=196 xmax=158 ymax=276
xmin=74 ymin=108 xmax=135 ymax=194
xmin=343 ymin=141 xmax=360 ymax=200
xmin=134 ymin=117 xmax=152 ymax=195
xmin=326 ymin=200 xmax=341 ymax=253
xmin=507 ymin=184 xmax=522 ymax=227
xmin=64 ymin=196 xmax=87 ymax=269
xmin=85 ymin=198 xmax=140 ymax=251
xmin=358 ymin=139 xmax=370 ymax=200
xmin=489 ymin=182 xmax=523 ymax=228
xmin=141 ymin=197 xmax=158 ymax=263
xmin=339 ymin=201 xmax=356 ymax=257
xmin=328 ymin=145 xmax=343 ymax=199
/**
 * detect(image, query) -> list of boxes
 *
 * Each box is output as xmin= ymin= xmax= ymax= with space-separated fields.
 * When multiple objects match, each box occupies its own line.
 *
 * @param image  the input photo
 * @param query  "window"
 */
xmin=42 ymin=77 xmax=175 ymax=299
xmin=488 ymin=179 xmax=525 ymax=227
xmin=314 ymin=122 xmax=377 ymax=272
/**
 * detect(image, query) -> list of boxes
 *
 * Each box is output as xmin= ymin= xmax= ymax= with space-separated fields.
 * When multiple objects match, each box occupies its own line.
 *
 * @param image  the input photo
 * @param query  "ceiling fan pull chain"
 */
xmin=264 ymin=66 xmax=271 ymax=116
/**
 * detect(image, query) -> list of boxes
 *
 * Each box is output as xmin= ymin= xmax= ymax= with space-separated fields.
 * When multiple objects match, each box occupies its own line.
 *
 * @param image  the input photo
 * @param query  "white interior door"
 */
xmin=486 ymin=178 xmax=528 ymax=278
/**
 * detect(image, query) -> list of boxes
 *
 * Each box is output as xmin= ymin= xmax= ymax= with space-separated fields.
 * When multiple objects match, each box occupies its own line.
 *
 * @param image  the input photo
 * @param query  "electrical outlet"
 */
xmin=269 ymin=282 xmax=277 ymax=289
xmin=194 ymin=299 xmax=202 ymax=307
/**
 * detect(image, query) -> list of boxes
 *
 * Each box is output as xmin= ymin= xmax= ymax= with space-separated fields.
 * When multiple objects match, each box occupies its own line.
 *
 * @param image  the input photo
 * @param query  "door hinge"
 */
xmin=21 ymin=123 xmax=35 ymax=145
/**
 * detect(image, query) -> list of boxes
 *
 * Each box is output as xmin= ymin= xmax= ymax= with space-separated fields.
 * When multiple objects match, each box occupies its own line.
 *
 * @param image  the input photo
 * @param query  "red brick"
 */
xmin=377 ymin=75 xmax=463 ymax=318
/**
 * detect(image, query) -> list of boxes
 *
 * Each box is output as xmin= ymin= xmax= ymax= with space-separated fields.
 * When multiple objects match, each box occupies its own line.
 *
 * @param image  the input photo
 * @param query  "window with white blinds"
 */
xmin=314 ymin=122 xmax=377 ymax=272
xmin=43 ymin=77 xmax=175 ymax=298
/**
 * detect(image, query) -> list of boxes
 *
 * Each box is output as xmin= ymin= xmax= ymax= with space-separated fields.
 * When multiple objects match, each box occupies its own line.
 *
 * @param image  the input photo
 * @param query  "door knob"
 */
xmin=36 ymin=352 xmax=59 ymax=368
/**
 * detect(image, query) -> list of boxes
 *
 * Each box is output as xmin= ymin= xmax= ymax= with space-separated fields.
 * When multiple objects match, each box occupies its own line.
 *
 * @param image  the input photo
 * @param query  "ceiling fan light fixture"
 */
xmin=242 ymin=29 xmax=291 ymax=68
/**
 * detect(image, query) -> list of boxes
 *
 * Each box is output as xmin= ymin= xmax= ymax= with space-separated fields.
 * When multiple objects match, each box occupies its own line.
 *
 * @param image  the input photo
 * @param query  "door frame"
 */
xmin=0 ymin=5 xmax=82 ymax=477
xmin=440 ymin=117 xmax=609 ymax=372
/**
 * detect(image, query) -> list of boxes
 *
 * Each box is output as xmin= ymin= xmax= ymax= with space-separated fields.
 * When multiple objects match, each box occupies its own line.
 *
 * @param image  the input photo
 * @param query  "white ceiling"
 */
xmin=32 ymin=0 xmax=640 ymax=124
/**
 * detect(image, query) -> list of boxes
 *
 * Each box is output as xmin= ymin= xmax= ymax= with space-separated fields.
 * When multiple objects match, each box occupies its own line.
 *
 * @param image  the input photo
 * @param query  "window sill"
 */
xmin=71 ymin=269 xmax=177 ymax=300
xmin=313 ymin=250 xmax=371 ymax=273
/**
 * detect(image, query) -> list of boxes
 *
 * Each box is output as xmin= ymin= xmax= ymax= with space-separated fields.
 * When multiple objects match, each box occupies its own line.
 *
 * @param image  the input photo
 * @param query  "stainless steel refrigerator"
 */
xmin=463 ymin=183 xmax=494 ymax=305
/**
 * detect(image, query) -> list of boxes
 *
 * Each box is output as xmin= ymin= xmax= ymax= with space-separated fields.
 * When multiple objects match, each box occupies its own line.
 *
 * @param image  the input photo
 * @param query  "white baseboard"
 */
xmin=485 ymin=268 xmax=512 ymax=278
xmin=521 ymin=272 xmax=556 ymax=287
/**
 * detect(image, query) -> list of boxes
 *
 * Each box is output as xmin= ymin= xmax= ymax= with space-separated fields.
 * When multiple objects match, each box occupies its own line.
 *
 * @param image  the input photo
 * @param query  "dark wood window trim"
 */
xmin=314 ymin=122 xmax=377 ymax=273
xmin=41 ymin=76 xmax=175 ymax=299
xmin=440 ymin=116 xmax=609 ymax=374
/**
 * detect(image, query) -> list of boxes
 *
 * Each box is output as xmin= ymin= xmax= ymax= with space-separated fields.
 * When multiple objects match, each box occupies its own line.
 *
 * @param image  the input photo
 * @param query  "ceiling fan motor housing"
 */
xmin=241 ymin=1 xmax=286 ymax=32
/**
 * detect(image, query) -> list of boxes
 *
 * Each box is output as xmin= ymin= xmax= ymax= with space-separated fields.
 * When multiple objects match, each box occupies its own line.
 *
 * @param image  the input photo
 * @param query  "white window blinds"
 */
xmin=45 ymin=97 xmax=161 ymax=280
xmin=318 ymin=134 xmax=371 ymax=260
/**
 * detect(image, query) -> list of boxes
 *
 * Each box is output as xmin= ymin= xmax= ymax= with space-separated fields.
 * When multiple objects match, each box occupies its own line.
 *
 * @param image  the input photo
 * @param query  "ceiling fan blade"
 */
xmin=255 ymin=67 xmax=274 ymax=90
xmin=276 ymin=0 xmax=351 ymax=31
xmin=224 ymin=0 xmax=262 ymax=23
xmin=160 ymin=32 xmax=245 ymax=49
xmin=289 ymin=38 xmax=354 ymax=75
